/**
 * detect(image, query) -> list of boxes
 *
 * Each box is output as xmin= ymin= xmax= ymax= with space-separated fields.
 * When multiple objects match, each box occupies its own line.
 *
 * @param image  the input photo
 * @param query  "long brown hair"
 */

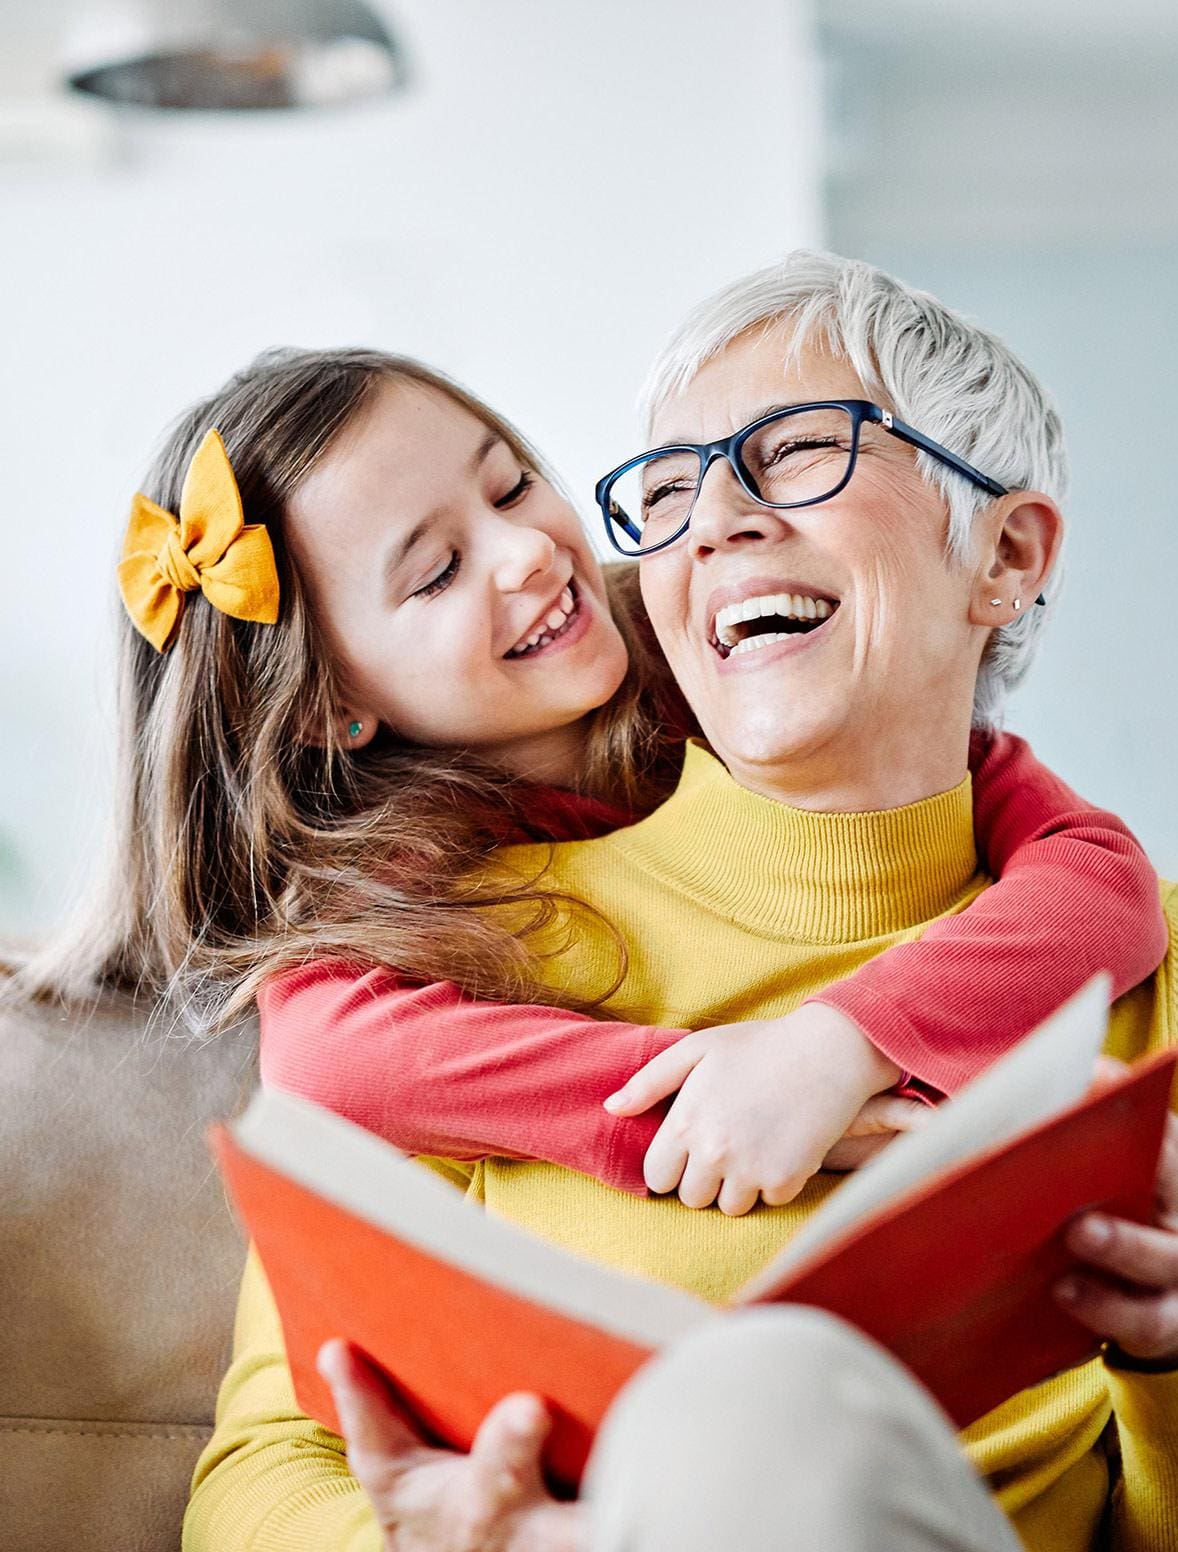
xmin=12 ymin=349 xmax=689 ymax=1028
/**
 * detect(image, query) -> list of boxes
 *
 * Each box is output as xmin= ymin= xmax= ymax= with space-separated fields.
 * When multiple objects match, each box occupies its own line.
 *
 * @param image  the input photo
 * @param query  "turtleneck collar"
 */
xmin=609 ymin=741 xmax=979 ymax=944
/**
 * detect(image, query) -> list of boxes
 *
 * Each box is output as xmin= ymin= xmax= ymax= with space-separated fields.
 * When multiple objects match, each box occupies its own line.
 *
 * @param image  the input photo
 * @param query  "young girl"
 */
xmin=30 ymin=341 xmax=1159 ymax=1222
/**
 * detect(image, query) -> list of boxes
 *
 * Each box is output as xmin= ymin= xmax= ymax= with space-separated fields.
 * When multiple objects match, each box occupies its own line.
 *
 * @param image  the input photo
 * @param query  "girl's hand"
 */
xmin=317 ymin=1341 xmax=586 ymax=1552
xmin=603 ymin=1004 xmax=905 ymax=1217
xmin=1056 ymin=1107 xmax=1178 ymax=1366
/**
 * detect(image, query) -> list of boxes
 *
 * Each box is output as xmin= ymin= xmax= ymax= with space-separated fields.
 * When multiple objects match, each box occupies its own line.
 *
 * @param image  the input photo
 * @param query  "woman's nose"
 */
xmin=687 ymin=456 xmax=790 ymax=558
xmin=491 ymin=515 xmax=558 ymax=592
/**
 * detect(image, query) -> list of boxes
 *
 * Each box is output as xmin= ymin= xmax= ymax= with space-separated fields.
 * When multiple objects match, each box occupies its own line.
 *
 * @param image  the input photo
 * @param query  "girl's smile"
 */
xmin=504 ymin=577 xmax=595 ymax=660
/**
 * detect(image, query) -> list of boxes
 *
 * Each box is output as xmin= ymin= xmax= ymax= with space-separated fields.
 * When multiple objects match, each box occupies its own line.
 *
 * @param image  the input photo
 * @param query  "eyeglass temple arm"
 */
xmin=595 ymin=471 xmax=644 ymax=544
xmin=879 ymin=411 xmax=1046 ymax=606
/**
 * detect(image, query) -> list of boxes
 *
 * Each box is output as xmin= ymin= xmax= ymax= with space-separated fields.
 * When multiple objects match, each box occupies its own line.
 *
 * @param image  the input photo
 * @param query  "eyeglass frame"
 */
xmin=594 ymin=398 xmax=1046 ymax=605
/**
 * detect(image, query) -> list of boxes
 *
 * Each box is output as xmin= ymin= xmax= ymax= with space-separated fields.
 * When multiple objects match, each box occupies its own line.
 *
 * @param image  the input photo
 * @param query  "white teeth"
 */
xmin=713 ymin=590 xmax=835 ymax=646
xmin=729 ymin=632 xmax=792 ymax=655
xmin=508 ymin=582 xmax=579 ymax=656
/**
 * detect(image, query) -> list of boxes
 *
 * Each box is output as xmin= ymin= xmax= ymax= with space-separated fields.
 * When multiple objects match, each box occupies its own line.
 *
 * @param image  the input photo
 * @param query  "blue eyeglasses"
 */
xmin=595 ymin=398 xmax=1045 ymax=605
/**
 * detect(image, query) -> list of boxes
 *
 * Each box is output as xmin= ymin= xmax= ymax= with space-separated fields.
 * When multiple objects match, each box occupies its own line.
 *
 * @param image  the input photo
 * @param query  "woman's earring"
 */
xmin=348 ymin=720 xmax=363 ymax=739
xmin=1013 ymin=598 xmax=1022 ymax=611
xmin=989 ymin=598 xmax=1003 ymax=606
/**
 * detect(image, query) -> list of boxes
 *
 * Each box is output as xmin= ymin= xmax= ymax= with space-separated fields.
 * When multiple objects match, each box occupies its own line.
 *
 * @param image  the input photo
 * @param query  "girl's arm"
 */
xmin=559 ymin=730 xmax=1166 ymax=1211
xmin=263 ymin=732 xmax=1165 ymax=1202
xmin=808 ymin=731 xmax=1168 ymax=1094
xmin=259 ymin=963 xmax=683 ymax=1194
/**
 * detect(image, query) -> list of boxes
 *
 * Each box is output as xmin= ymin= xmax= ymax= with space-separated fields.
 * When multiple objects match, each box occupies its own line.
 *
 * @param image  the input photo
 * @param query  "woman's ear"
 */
xmin=968 ymin=492 xmax=1063 ymax=626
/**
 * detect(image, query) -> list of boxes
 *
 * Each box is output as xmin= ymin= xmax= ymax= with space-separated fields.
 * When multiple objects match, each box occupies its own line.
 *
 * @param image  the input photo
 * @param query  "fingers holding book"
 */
xmin=1055 ymin=1112 xmax=1178 ymax=1367
xmin=316 ymin=1341 xmax=588 ymax=1551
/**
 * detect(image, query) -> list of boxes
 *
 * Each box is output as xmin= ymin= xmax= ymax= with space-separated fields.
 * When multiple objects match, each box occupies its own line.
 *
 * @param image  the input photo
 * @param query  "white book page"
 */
xmin=737 ymin=973 xmax=1111 ymax=1301
xmin=232 ymin=1087 xmax=714 ymax=1349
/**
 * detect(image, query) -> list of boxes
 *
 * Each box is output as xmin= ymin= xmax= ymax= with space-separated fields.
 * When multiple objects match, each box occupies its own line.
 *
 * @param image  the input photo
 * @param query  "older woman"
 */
xmin=184 ymin=254 xmax=1178 ymax=1552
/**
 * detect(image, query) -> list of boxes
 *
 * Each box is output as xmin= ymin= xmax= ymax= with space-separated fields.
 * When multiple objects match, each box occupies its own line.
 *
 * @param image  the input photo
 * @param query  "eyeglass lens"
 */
xmin=605 ymin=406 xmax=857 ymax=556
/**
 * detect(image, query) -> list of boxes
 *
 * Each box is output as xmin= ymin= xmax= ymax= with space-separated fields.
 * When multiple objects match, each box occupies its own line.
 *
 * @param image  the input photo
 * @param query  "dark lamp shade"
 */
xmin=66 ymin=0 xmax=404 ymax=111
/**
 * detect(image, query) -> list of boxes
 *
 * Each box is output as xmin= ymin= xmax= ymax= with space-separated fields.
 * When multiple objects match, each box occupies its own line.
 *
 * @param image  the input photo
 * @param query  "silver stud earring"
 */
xmin=989 ymin=598 xmax=1003 ymax=606
xmin=1013 ymin=598 xmax=1022 ymax=611
xmin=348 ymin=720 xmax=363 ymax=739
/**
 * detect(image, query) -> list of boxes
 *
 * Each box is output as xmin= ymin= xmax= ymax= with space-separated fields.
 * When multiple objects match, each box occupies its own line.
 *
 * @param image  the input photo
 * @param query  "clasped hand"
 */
xmin=604 ymin=1002 xmax=920 ymax=1215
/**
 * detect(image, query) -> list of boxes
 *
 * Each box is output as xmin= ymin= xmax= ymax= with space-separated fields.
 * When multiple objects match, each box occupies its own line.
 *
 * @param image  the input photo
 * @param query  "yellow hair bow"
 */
xmin=118 ymin=428 xmax=280 ymax=652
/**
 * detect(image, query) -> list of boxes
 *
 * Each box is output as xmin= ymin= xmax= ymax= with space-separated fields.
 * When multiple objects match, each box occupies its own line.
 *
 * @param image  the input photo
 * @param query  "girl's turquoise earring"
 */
xmin=348 ymin=720 xmax=363 ymax=739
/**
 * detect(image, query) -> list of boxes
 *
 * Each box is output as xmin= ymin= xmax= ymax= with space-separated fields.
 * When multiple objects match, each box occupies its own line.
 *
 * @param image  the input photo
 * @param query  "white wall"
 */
xmin=0 ymin=0 xmax=823 ymax=931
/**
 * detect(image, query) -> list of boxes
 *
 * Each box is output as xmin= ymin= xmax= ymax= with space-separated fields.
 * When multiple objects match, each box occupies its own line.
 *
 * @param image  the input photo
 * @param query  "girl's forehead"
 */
xmin=351 ymin=377 xmax=490 ymax=456
xmin=291 ymin=382 xmax=495 ymax=529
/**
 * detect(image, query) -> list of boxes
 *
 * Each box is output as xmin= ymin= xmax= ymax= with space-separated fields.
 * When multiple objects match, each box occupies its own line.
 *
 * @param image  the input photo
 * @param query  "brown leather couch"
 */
xmin=1 ymin=987 xmax=256 ymax=1551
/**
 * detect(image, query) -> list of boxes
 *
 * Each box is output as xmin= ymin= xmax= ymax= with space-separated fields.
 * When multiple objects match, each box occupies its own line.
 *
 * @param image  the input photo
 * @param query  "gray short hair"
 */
xmin=640 ymin=251 xmax=1068 ymax=730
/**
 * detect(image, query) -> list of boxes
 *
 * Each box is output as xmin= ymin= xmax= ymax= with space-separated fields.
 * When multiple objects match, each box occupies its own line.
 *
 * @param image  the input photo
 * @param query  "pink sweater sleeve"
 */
xmin=259 ymin=962 xmax=686 ymax=1196
xmin=810 ymin=732 xmax=1167 ymax=1094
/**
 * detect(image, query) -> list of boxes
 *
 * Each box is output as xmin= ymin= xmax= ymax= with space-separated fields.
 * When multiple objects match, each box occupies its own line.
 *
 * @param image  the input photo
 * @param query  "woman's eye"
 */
xmin=494 ymin=470 xmax=536 ymax=508
xmin=643 ymin=480 xmax=695 ymax=518
xmin=413 ymin=551 xmax=461 ymax=599
xmin=764 ymin=436 xmax=842 ymax=467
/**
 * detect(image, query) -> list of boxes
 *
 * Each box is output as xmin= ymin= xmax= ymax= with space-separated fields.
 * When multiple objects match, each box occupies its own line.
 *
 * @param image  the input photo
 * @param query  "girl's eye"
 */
xmin=494 ymin=470 xmax=535 ymax=509
xmin=413 ymin=551 xmax=460 ymax=599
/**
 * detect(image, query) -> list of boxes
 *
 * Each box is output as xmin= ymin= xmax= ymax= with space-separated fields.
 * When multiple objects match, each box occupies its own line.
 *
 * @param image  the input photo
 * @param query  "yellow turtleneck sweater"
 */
xmin=185 ymin=744 xmax=1178 ymax=1552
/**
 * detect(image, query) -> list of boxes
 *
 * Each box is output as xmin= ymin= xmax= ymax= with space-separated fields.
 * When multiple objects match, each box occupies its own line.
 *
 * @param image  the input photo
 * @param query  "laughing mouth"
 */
xmin=505 ymin=579 xmax=581 ymax=658
xmin=710 ymin=589 xmax=839 ymax=659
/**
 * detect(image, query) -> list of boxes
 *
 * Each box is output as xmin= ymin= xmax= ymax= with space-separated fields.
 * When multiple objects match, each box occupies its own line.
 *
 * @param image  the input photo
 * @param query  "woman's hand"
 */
xmin=1056 ymin=1107 xmax=1178 ymax=1366
xmin=317 ymin=1341 xmax=586 ymax=1552
xmin=603 ymin=1004 xmax=911 ymax=1216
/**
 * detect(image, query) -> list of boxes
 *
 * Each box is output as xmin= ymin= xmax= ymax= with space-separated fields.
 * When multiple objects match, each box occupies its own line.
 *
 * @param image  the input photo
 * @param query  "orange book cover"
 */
xmin=211 ymin=978 xmax=1175 ymax=1490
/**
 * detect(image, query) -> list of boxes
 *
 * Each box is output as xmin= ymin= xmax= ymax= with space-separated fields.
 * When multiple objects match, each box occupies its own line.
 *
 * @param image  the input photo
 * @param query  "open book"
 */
xmin=211 ymin=976 xmax=1176 ymax=1490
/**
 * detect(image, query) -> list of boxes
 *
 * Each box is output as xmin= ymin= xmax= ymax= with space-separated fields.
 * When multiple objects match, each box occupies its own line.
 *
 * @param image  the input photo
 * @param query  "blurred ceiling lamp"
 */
xmin=66 ymin=0 xmax=405 ymax=111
